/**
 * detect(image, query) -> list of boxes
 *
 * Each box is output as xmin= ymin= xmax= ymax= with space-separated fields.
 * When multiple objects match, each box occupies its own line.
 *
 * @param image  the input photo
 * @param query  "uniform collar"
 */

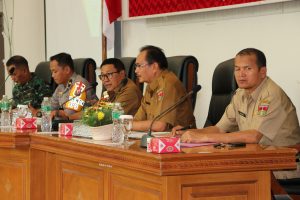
xmin=148 ymin=70 xmax=168 ymax=92
xmin=107 ymin=78 xmax=128 ymax=101
xmin=61 ymin=72 xmax=78 ymax=92
xmin=241 ymin=77 xmax=268 ymax=102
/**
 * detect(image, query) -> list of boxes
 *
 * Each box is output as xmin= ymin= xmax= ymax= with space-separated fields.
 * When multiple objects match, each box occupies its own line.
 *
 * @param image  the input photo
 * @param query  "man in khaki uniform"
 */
xmin=100 ymin=58 xmax=142 ymax=115
xmin=133 ymin=45 xmax=196 ymax=132
xmin=173 ymin=48 xmax=300 ymax=179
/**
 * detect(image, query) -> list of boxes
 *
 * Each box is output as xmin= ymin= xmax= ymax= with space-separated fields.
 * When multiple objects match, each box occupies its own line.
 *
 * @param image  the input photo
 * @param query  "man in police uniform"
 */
xmin=50 ymin=53 xmax=97 ymax=120
xmin=5 ymin=55 xmax=53 ymax=116
xmin=99 ymin=58 xmax=142 ymax=115
xmin=173 ymin=48 xmax=300 ymax=179
xmin=133 ymin=45 xmax=196 ymax=132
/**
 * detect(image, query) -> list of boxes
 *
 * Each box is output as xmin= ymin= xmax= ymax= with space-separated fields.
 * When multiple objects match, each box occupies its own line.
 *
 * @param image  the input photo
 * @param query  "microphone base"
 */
xmin=140 ymin=134 xmax=153 ymax=148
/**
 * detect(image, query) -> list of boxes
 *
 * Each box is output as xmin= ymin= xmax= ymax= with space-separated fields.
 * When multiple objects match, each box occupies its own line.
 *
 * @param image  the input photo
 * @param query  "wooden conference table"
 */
xmin=0 ymin=128 xmax=298 ymax=200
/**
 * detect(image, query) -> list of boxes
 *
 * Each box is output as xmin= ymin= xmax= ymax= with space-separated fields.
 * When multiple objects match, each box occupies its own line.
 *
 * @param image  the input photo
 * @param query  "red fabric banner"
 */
xmin=129 ymin=0 xmax=261 ymax=17
xmin=105 ymin=0 xmax=122 ymax=23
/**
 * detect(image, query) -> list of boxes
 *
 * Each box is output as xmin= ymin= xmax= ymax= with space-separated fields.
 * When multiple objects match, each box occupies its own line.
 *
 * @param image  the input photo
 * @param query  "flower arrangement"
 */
xmin=82 ymin=99 xmax=113 ymax=127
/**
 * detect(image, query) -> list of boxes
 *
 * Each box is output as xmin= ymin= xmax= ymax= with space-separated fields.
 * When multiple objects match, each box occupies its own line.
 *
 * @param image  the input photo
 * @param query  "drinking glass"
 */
xmin=119 ymin=115 xmax=133 ymax=145
xmin=17 ymin=105 xmax=29 ymax=118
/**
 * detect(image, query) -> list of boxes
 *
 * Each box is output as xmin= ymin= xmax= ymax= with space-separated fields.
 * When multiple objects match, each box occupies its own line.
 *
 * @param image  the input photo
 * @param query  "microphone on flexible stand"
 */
xmin=140 ymin=85 xmax=202 ymax=148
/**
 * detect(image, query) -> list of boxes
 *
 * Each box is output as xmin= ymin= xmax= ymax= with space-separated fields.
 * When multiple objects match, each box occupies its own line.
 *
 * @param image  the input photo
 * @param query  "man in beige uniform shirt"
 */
xmin=133 ymin=45 xmax=196 ymax=132
xmin=99 ymin=58 xmax=142 ymax=116
xmin=173 ymin=48 xmax=300 ymax=179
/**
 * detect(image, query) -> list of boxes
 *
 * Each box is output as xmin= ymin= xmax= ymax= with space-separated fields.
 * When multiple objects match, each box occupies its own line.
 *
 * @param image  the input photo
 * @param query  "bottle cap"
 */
xmin=17 ymin=104 xmax=28 ymax=109
xmin=119 ymin=115 xmax=133 ymax=119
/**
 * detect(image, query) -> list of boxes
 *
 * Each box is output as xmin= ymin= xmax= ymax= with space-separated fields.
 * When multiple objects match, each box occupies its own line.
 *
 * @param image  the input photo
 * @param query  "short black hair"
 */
xmin=50 ymin=52 xmax=74 ymax=71
xmin=236 ymin=48 xmax=266 ymax=69
xmin=100 ymin=58 xmax=125 ymax=72
xmin=140 ymin=45 xmax=168 ymax=70
xmin=6 ymin=55 xmax=29 ymax=69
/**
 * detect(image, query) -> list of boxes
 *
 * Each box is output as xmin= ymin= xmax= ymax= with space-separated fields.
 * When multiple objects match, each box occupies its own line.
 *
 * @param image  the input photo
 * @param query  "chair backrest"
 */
xmin=119 ymin=57 xmax=144 ymax=92
xmin=119 ymin=57 xmax=135 ymax=78
xmin=167 ymin=56 xmax=199 ymax=110
xmin=35 ymin=61 xmax=57 ymax=91
xmin=118 ymin=56 xmax=199 ymax=109
xmin=204 ymin=58 xmax=238 ymax=127
xmin=73 ymin=58 xmax=97 ymax=92
xmin=35 ymin=58 xmax=97 ymax=92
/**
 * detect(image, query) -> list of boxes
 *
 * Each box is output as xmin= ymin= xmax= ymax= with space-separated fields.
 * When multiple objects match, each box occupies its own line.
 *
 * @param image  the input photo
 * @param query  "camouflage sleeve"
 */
xmin=12 ymin=86 xmax=19 ymax=108
xmin=30 ymin=79 xmax=53 ymax=109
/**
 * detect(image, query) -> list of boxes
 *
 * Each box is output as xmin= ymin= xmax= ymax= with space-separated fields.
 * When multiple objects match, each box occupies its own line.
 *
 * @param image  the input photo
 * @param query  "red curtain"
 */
xmin=129 ymin=0 xmax=261 ymax=17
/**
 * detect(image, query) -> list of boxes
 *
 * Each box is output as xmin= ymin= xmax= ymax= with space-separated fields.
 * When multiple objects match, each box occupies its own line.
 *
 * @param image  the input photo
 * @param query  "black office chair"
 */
xmin=167 ymin=56 xmax=199 ymax=110
xmin=35 ymin=58 xmax=97 ymax=93
xmin=119 ymin=57 xmax=144 ymax=92
xmin=73 ymin=58 xmax=97 ymax=93
xmin=204 ymin=58 xmax=238 ymax=127
xmin=35 ymin=61 xmax=57 ymax=91
xmin=119 ymin=57 xmax=135 ymax=78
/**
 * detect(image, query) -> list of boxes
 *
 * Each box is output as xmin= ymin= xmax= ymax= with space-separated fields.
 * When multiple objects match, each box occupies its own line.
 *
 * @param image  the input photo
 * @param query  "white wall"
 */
xmin=122 ymin=1 xmax=300 ymax=128
xmin=3 ymin=0 xmax=300 ymax=128
xmin=45 ymin=0 xmax=103 ymax=97
xmin=2 ymin=0 xmax=45 ymax=98
xmin=45 ymin=0 xmax=101 ymax=65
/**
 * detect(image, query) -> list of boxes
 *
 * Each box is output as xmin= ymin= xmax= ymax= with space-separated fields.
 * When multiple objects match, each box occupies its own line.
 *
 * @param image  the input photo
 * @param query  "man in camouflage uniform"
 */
xmin=6 ymin=55 xmax=53 ymax=116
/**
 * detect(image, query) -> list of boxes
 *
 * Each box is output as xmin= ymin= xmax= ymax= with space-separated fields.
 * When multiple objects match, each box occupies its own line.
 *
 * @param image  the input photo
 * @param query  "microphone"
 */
xmin=60 ymin=82 xmax=98 ymax=109
xmin=140 ymin=85 xmax=202 ymax=148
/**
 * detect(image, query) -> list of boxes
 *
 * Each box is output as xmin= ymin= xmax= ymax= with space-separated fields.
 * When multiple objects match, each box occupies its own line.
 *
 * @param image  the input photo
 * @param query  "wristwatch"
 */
xmin=36 ymin=111 xmax=42 ymax=118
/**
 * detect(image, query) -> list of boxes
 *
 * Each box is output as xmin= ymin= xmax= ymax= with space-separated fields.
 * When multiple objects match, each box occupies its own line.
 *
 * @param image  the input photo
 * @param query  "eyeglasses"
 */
xmin=98 ymin=71 xmax=119 ymax=80
xmin=133 ymin=63 xmax=151 ymax=69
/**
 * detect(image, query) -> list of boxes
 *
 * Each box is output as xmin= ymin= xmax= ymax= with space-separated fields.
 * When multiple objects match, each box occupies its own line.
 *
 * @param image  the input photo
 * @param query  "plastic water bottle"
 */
xmin=111 ymin=102 xmax=124 ymax=143
xmin=1 ymin=95 xmax=11 ymax=126
xmin=41 ymin=97 xmax=52 ymax=132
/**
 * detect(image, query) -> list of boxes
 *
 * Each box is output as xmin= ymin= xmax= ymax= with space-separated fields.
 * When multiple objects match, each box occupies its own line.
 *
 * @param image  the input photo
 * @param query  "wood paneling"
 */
xmin=167 ymin=171 xmax=270 ymax=200
xmin=0 ymin=148 xmax=29 ymax=200
xmin=0 ymin=131 xmax=298 ymax=199
xmin=108 ymin=171 xmax=163 ymax=200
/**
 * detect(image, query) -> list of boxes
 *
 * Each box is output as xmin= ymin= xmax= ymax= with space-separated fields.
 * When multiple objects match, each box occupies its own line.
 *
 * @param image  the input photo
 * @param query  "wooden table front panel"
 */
xmin=108 ymin=169 xmax=164 ymax=200
xmin=0 ymin=148 xmax=30 ymax=200
xmin=29 ymin=134 xmax=297 ymax=200
xmin=166 ymin=171 xmax=270 ymax=200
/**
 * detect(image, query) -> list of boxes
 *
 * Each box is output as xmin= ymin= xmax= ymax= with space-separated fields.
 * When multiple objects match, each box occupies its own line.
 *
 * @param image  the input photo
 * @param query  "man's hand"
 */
xmin=50 ymin=110 xmax=69 ymax=120
xmin=171 ymin=125 xmax=185 ymax=136
xmin=28 ymin=104 xmax=38 ymax=116
xmin=181 ymin=131 xmax=199 ymax=143
xmin=181 ymin=130 xmax=209 ymax=143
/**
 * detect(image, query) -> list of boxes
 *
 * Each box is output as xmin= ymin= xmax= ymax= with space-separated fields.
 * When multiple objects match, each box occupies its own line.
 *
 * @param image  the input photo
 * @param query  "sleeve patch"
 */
xmin=157 ymin=89 xmax=164 ymax=101
xmin=257 ymin=99 xmax=270 ymax=116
